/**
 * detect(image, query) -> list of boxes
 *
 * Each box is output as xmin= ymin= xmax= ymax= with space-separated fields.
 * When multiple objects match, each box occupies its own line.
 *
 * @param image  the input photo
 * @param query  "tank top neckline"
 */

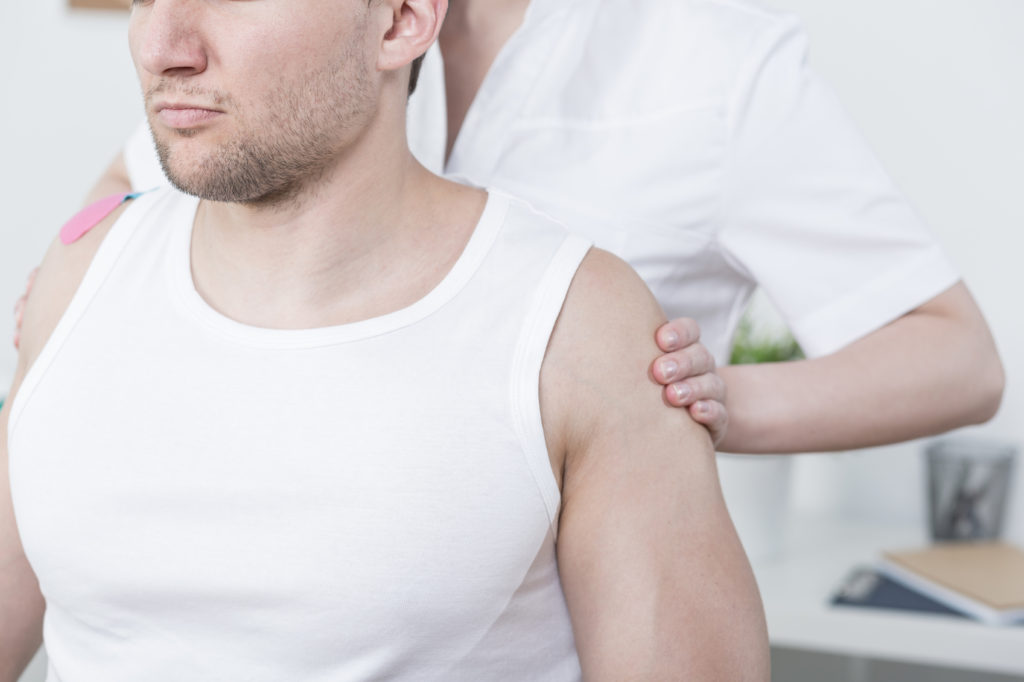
xmin=167 ymin=189 xmax=509 ymax=349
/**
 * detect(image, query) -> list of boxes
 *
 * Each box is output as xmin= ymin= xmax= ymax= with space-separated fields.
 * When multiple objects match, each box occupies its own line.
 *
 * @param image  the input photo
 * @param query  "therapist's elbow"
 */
xmin=953 ymin=315 xmax=1006 ymax=425
xmin=934 ymin=284 xmax=1006 ymax=425
xmin=969 ymin=348 xmax=1005 ymax=424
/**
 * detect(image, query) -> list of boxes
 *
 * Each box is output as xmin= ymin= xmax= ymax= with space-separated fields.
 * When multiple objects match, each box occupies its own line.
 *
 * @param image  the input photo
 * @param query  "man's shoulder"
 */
xmin=567 ymin=249 xmax=661 ymax=327
xmin=541 ymin=247 xmax=712 ymax=477
xmin=547 ymin=248 xmax=665 ymax=394
xmin=17 ymin=196 xmax=139 ymax=368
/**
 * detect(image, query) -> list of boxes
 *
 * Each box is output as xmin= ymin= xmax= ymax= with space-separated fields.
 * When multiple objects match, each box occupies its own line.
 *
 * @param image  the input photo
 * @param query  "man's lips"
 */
xmin=154 ymin=103 xmax=224 ymax=128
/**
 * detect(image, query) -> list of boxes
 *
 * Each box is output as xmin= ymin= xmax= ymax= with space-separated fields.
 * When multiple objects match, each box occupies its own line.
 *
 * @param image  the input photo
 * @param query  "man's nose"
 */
xmin=134 ymin=0 xmax=208 ymax=78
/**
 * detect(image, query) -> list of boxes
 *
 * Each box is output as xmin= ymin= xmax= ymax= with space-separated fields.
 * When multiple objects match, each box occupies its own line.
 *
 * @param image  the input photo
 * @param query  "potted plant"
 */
xmin=718 ymin=298 xmax=804 ymax=564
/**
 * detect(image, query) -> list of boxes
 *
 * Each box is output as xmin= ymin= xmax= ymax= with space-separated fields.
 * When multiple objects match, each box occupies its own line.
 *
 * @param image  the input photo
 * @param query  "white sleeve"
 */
xmin=716 ymin=18 xmax=959 ymax=358
xmin=123 ymin=120 xmax=170 ymax=192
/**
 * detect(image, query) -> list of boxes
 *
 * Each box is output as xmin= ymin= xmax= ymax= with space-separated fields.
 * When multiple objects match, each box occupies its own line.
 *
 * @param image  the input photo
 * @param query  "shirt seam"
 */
xmin=7 ymin=195 xmax=156 ymax=442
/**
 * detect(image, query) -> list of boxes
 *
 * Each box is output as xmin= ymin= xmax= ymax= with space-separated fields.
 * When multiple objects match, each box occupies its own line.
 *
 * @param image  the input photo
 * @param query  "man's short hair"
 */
xmin=409 ymin=55 xmax=426 ymax=96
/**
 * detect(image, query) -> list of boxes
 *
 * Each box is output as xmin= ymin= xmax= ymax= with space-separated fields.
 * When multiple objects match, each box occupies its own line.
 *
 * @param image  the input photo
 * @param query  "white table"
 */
xmin=755 ymin=514 xmax=1024 ymax=677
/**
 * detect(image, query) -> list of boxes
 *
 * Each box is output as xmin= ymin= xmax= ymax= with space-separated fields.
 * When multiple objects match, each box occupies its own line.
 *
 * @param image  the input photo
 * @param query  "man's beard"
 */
xmin=149 ymin=50 xmax=374 ymax=209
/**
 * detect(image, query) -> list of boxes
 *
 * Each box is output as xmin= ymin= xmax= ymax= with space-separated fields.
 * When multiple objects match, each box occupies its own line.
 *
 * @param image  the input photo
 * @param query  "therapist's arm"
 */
xmin=653 ymin=282 xmax=1004 ymax=453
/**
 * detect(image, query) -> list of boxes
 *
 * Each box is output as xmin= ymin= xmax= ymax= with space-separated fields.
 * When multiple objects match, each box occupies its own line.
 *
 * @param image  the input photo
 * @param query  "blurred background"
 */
xmin=1 ymin=1 xmax=1022 ymax=681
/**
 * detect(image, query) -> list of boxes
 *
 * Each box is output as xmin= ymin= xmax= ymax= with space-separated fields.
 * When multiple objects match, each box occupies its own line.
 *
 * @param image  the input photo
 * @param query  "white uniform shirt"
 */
xmin=125 ymin=0 xmax=959 ymax=362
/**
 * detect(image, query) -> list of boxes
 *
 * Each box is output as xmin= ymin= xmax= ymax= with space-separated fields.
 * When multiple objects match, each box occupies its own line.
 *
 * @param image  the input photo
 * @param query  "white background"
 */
xmin=1 ymin=1 xmax=1022 ymax=680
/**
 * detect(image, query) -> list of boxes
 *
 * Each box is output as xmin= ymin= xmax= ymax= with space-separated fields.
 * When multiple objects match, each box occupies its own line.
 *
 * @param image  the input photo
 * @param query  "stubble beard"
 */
xmin=150 ymin=40 xmax=375 ymax=210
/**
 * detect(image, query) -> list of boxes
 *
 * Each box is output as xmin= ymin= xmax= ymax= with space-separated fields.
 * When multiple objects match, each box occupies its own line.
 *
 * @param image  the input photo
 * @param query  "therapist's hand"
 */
xmin=652 ymin=318 xmax=728 ymax=446
xmin=12 ymin=267 xmax=37 ymax=351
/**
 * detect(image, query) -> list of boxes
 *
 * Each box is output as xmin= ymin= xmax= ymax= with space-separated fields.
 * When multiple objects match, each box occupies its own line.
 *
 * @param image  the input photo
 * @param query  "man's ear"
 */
xmin=377 ymin=0 xmax=447 ymax=74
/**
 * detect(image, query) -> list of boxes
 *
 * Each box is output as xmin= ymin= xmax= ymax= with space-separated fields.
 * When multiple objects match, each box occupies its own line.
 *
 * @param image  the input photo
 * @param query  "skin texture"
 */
xmin=2 ymin=0 xmax=768 ymax=678
xmin=139 ymin=1 xmax=376 ymax=206
xmin=0 ymin=388 xmax=43 ymax=682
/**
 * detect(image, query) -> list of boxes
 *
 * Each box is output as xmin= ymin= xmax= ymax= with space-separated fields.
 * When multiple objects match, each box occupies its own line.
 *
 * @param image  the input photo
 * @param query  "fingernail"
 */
xmin=663 ymin=330 xmax=679 ymax=348
xmin=695 ymin=400 xmax=709 ymax=415
xmin=660 ymin=360 xmax=679 ymax=379
xmin=674 ymin=383 xmax=691 ymax=401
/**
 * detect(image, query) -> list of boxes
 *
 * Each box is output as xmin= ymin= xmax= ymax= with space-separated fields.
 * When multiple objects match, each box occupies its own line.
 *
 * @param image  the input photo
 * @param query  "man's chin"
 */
xmin=153 ymin=132 xmax=309 ymax=207
xmin=161 ymin=163 xmax=287 ymax=206
xmin=155 ymin=145 xmax=230 ymax=201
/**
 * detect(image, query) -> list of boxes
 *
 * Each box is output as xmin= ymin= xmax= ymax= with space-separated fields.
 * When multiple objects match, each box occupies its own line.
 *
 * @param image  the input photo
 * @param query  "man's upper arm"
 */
xmin=542 ymin=249 xmax=769 ymax=680
xmin=0 ymin=199 xmax=128 ymax=679
xmin=17 ymin=200 xmax=131 ymax=372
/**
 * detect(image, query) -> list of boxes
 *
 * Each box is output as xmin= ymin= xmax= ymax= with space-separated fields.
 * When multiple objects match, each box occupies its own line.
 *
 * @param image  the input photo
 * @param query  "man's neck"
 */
xmin=197 ymin=132 xmax=417 ymax=268
xmin=189 ymin=114 xmax=486 ymax=330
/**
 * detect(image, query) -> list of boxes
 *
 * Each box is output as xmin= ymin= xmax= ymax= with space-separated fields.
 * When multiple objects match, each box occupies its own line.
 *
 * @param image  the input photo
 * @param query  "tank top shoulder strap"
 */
xmin=9 ymin=190 xmax=171 ymax=433
xmin=509 ymin=231 xmax=592 ymax=532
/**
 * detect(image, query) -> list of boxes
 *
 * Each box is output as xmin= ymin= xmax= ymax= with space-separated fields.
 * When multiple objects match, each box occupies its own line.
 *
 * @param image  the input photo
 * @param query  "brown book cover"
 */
xmin=878 ymin=542 xmax=1024 ymax=625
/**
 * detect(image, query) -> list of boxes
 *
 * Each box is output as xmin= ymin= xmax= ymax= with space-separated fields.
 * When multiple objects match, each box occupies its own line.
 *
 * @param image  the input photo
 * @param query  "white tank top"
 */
xmin=8 ymin=188 xmax=591 ymax=682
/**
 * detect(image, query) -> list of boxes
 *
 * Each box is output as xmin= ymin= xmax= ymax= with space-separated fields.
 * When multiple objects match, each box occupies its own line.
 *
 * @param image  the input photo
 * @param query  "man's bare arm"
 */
xmin=653 ymin=282 xmax=1003 ymax=453
xmin=543 ymin=250 xmax=769 ymax=680
xmin=1 ymin=202 xmax=130 ymax=682
xmin=12 ymin=150 xmax=131 ymax=351
xmin=0 ymin=368 xmax=45 ymax=682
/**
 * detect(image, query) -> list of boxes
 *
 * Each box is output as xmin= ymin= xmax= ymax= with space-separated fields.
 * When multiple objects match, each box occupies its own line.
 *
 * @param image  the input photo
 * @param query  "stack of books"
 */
xmin=832 ymin=542 xmax=1024 ymax=626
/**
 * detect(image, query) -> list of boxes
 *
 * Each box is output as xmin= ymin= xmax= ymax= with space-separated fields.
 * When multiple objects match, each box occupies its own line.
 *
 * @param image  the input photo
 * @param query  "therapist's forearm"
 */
xmin=717 ymin=282 xmax=1004 ymax=454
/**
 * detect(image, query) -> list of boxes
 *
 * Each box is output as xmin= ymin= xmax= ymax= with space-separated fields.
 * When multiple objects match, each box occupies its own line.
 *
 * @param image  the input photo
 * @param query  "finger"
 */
xmin=651 ymin=344 xmax=716 ymax=385
xmin=14 ymin=296 xmax=25 ymax=328
xmin=689 ymin=400 xmax=728 ymax=447
xmin=13 ymin=266 xmax=37 ymax=351
xmin=13 ymin=297 xmax=25 ymax=351
xmin=664 ymin=373 xmax=727 ymax=408
xmin=655 ymin=317 xmax=700 ymax=352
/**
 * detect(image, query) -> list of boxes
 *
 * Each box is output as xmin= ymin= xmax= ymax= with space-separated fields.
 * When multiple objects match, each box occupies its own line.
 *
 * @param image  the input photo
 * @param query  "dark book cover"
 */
xmin=831 ymin=566 xmax=969 ymax=618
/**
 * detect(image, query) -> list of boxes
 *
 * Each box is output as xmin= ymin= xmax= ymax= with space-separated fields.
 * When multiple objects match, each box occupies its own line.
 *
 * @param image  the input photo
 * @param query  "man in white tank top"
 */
xmin=14 ymin=0 xmax=1005 ymax=457
xmin=1 ymin=1 xmax=768 ymax=680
